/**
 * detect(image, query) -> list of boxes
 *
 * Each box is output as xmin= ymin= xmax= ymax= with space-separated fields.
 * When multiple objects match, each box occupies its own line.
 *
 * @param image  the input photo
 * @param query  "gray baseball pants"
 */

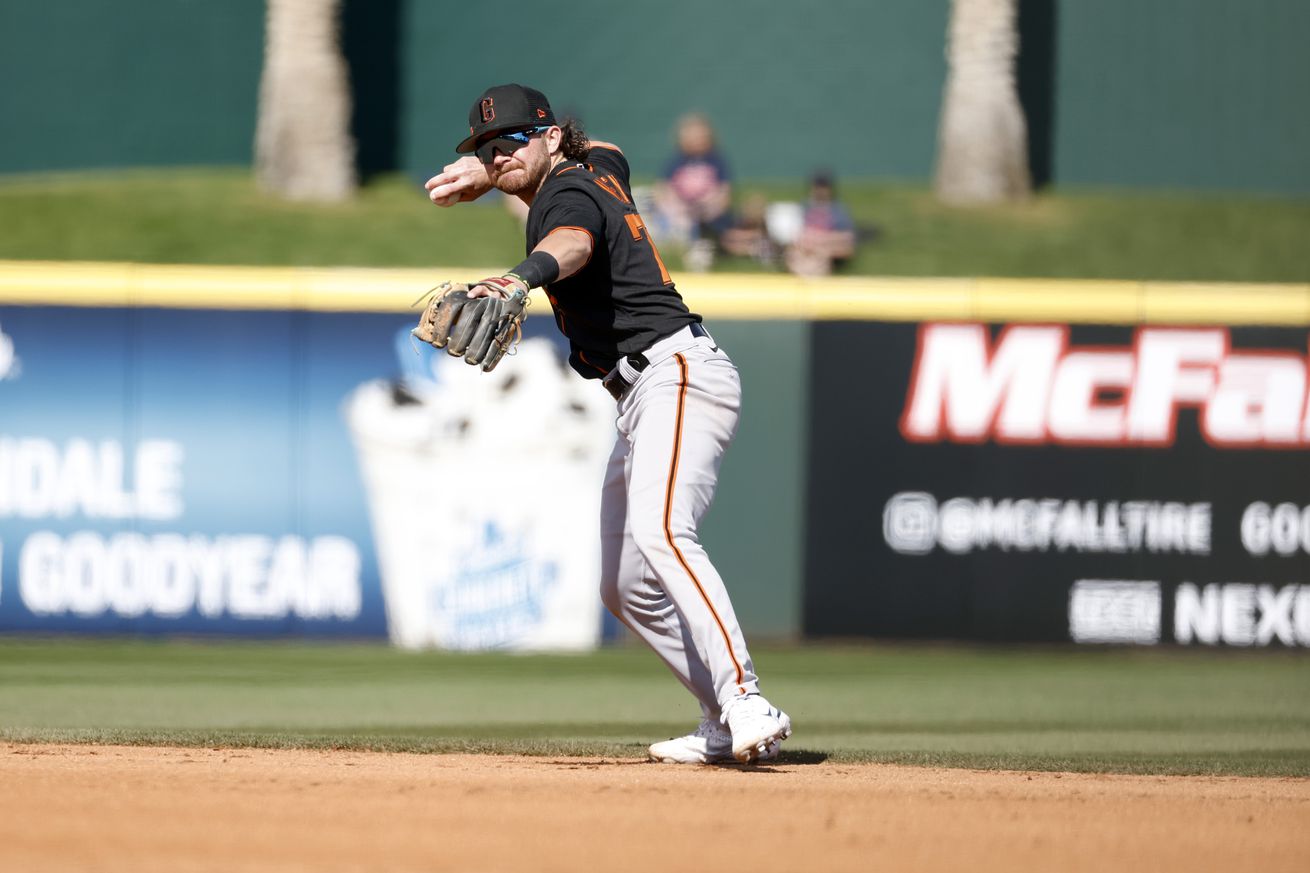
xmin=599 ymin=325 xmax=760 ymax=721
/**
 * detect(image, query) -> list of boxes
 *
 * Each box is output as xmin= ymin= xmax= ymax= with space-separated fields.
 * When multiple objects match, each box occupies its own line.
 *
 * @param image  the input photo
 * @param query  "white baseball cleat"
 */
xmin=648 ymin=718 xmax=780 ymax=764
xmin=721 ymin=693 xmax=792 ymax=764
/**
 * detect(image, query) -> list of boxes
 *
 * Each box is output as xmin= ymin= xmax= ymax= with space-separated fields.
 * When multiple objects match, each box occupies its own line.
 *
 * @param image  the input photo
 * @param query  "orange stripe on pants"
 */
xmin=664 ymin=353 xmax=746 ymax=688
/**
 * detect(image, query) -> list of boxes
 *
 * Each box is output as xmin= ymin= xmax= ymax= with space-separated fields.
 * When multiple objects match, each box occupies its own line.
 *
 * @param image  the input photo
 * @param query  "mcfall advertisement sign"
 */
xmin=804 ymin=322 xmax=1310 ymax=647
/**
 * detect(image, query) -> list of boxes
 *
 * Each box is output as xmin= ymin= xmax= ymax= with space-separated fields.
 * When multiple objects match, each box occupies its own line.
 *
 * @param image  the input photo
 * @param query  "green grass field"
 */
xmin=3 ymin=170 xmax=1308 ymax=780
xmin=1 ymin=168 xmax=1307 ymax=281
xmin=2 ymin=639 xmax=1307 ymax=776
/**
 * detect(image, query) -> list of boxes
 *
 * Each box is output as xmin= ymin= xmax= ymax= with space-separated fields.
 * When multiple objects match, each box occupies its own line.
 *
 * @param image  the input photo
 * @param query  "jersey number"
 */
xmin=624 ymin=213 xmax=672 ymax=285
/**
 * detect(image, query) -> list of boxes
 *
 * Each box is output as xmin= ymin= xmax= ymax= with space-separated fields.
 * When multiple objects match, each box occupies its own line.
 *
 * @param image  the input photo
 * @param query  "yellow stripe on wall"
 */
xmin=1 ymin=260 xmax=1308 ymax=325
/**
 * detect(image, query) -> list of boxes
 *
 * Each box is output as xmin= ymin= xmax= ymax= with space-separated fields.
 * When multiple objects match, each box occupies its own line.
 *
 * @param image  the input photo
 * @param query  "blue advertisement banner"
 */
xmin=0 ymin=305 xmax=606 ymax=644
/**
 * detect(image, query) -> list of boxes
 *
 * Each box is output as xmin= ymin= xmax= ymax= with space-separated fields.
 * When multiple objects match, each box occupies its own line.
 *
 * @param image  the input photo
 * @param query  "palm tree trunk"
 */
xmin=254 ymin=0 xmax=357 ymax=202
xmin=935 ymin=0 xmax=1032 ymax=205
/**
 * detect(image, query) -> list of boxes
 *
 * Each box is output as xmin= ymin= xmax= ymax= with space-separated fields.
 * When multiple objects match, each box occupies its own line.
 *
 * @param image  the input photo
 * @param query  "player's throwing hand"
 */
xmin=425 ymin=156 xmax=492 ymax=207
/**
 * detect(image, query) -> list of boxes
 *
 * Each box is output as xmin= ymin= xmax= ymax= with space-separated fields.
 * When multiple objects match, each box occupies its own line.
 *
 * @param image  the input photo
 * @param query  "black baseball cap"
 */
xmin=455 ymin=84 xmax=556 ymax=154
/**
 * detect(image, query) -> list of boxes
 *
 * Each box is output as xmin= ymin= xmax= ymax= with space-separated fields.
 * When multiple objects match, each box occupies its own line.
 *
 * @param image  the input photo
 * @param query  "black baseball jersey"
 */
xmin=526 ymin=146 xmax=699 ymax=379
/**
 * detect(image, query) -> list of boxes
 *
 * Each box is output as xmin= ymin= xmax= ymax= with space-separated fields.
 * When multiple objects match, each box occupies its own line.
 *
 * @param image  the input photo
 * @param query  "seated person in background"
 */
xmin=720 ymin=193 xmax=779 ymax=267
xmin=651 ymin=113 xmax=734 ymax=270
xmin=785 ymin=170 xmax=857 ymax=277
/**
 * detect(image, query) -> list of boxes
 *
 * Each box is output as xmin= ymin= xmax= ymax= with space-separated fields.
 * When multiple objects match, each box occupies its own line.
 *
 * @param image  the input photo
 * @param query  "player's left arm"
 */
xmin=533 ymin=227 xmax=593 ymax=280
xmin=467 ymin=227 xmax=593 ymax=300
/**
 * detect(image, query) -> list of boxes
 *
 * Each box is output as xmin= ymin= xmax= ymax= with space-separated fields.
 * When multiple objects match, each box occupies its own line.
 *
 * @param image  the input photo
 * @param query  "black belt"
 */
xmin=602 ymin=323 xmax=708 ymax=402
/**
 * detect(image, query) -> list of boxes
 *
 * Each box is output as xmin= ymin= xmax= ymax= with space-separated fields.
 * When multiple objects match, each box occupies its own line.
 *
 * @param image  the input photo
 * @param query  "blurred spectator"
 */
xmin=720 ymin=193 xmax=779 ymax=267
xmin=784 ymin=170 xmax=857 ymax=277
xmin=650 ymin=113 xmax=734 ymax=271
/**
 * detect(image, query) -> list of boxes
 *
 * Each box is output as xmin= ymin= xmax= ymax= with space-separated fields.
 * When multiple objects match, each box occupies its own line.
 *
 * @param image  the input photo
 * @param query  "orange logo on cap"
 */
xmin=480 ymin=98 xmax=495 ymax=123
xmin=536 ymin=109 xmax=547 ymax=119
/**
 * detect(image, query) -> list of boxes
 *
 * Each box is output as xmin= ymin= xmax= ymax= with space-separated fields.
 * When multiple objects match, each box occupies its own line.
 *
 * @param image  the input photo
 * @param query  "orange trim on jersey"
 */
xmin=577 ymin=350 xmax=608 ymax=376
xmin=593 ymin=174 xmax=631 ymax=204
xmin=545 ymin=225 xmax=593 ymax=246
xmin=545 ymin=289 xmax=567 ymax=333
xmin=542 ymin=225 xmax=595 ymax=270
xmin=610 ymin=175 xmax=632 ymax=203
xmin=664 ymin=353 xmax=746 ymax=688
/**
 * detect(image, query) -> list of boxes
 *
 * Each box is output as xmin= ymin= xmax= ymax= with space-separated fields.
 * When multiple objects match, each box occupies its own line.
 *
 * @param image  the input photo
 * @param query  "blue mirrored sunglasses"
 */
xmin=475 ymin=126 xmax=550 ymax=163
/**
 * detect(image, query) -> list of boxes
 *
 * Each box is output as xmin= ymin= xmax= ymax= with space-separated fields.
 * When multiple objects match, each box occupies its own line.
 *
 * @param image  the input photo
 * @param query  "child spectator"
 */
xmin=785 ymin=170 xmax=857 ymax=277
xmin=720 ymin=193 xmax=778 ymax=267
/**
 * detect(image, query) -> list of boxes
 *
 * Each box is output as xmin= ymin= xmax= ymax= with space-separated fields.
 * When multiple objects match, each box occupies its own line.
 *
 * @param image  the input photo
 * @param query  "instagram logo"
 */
xmin=882 ymin=492 xmax=938 ymax=555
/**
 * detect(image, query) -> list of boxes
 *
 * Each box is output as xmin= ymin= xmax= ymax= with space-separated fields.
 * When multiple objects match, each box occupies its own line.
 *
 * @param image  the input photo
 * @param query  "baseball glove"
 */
xmin=412 ymin=281 xmax=527 ymax=372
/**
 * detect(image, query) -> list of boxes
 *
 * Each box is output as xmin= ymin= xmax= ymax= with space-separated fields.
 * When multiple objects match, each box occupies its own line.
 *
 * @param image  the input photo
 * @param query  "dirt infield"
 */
xmin=2 ymin=744 xmax=1307 ymax=873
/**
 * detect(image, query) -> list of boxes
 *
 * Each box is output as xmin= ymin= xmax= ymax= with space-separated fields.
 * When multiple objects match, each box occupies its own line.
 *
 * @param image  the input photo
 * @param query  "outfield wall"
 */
xmin=2 ymin=1 xmax=1307 ymax=193
xmin=2 ymin=262 xmax=1309 ymax=647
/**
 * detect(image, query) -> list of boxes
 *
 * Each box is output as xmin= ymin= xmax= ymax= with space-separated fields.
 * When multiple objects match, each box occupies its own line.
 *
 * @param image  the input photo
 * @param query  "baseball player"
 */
xmin=424 ymin=84 xmax=791 ymax=764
